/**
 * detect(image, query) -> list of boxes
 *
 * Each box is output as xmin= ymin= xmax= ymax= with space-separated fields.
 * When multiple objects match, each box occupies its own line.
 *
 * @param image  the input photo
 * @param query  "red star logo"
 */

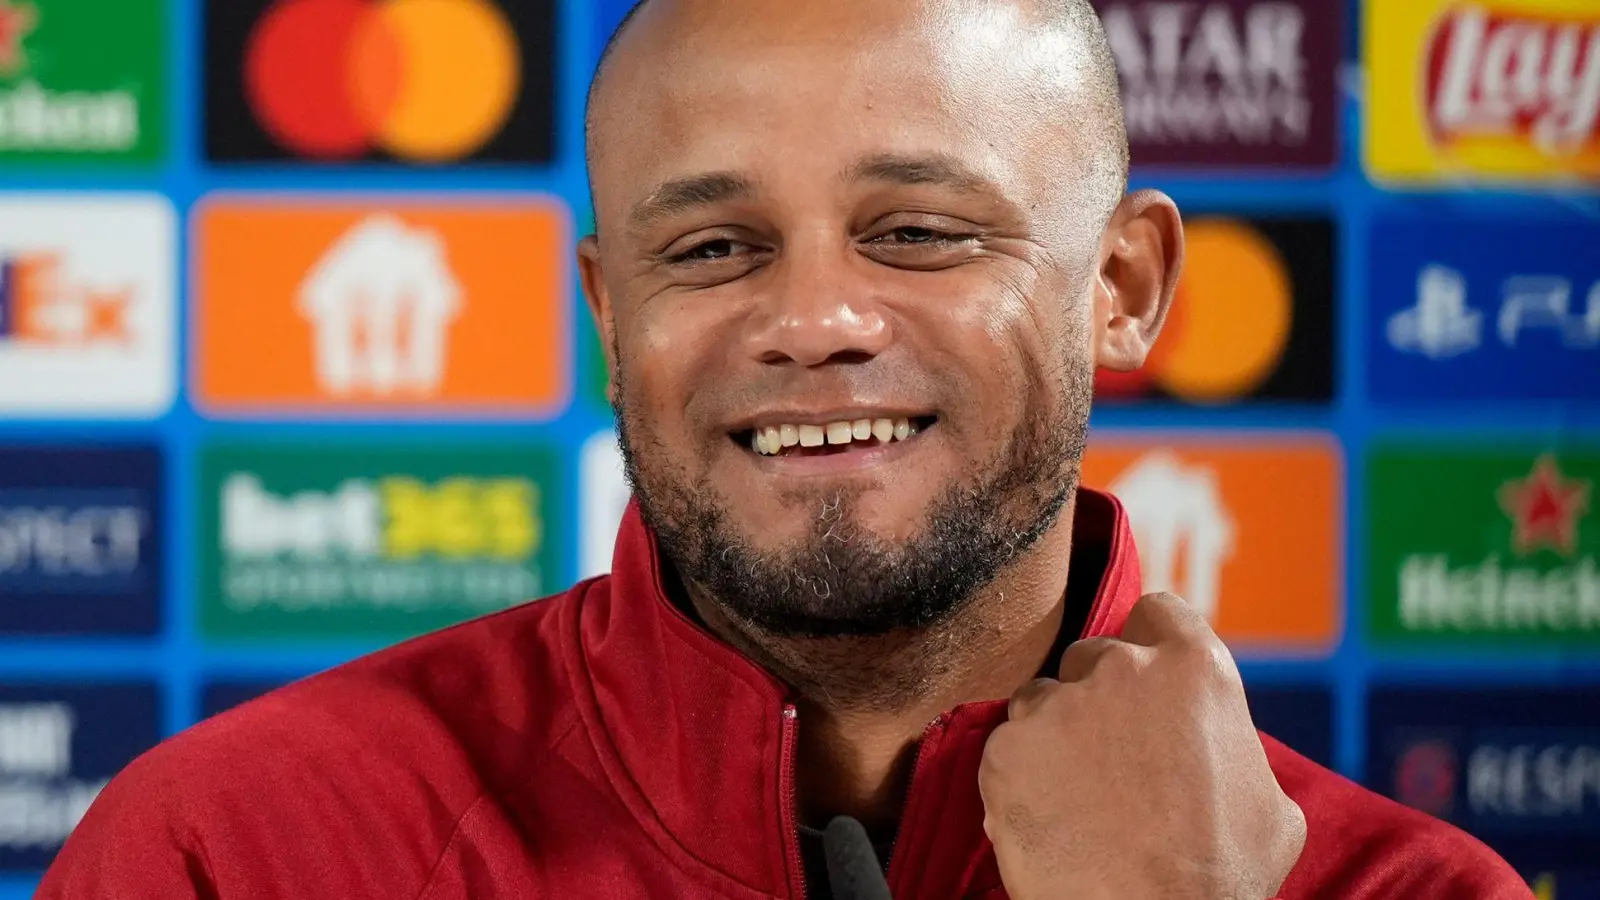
xmin=1497 ymin=454 xmax=1592 ymax=557
xmin=0 ymin=0 xmax=37 ymax=77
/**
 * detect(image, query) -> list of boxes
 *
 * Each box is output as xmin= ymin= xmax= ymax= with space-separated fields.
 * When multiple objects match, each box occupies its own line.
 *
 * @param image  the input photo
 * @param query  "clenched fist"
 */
xmin=979 ymin=592 xmax=1307 ymax=900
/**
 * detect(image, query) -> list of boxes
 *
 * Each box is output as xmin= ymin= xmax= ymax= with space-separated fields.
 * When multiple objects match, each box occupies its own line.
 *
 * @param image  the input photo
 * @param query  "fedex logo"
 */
xmin=0 ymin=253 xmax=133 ymax=347
xmin=1367 ymin=215 xmax=1598 ymax=403
xmin=0 ymin=194 xmax=175 ymax=416
xmin=1427 ymin=4 xmax=1600 ymax=158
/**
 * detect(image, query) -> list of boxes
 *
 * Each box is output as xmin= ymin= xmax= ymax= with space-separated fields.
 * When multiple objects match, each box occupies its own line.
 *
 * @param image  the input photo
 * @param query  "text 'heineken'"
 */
xmin=1369 ymin=448 xmax=1597 ymax=646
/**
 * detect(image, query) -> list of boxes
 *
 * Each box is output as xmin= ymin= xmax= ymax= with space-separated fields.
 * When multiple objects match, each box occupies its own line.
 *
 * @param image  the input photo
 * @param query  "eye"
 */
xmin=670 ymin=238 xmax=745 ymax=263
xmin=881 ymin=226 xmax=947 ymax=245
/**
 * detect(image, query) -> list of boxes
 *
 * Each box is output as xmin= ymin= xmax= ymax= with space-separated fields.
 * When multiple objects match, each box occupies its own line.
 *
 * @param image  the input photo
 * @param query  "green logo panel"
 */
xmin=0 ymin=0 xmax=165 ymax=163
xmin=199 ymin=443 xmax=565 ymax=641
xmin=1368 ymin=445 xmax=1599 ymax=647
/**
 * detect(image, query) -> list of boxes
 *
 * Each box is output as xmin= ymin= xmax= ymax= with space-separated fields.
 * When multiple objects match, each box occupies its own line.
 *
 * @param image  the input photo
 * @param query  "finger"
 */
xmin=1119 ymin=591 xmax=1213 ymax=648
xmin=1006 ymin=677 xmax=1059 ymax=721
xmin=1055 ymin=636 xmax=1127 ymax=683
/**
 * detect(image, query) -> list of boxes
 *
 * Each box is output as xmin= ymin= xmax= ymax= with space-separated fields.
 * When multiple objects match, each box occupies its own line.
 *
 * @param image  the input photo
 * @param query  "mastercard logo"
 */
xmin=243 ymin=0 xmax=521 ymax=161
xmin=1098 ymin=218 xmax=1296 ymax=403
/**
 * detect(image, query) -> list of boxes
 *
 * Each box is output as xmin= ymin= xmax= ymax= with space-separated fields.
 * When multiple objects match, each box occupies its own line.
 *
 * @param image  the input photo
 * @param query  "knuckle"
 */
xmin=1097 ymin=641 xmax=1143 ymax=678
xmin=1059 ymin=638 xmax=1109 ymax=675
xmin=981 ymin=723 xmax=1018 ymax=773
xmin=1199 ymin=637 xmax=1242 ymax=684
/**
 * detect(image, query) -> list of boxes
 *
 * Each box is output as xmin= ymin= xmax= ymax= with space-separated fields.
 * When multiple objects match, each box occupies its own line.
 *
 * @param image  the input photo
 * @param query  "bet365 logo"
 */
xmin=222 ymin=473 xmax=539 ymax=561
xmin=199 ymin=444 xmax=563 ymax=640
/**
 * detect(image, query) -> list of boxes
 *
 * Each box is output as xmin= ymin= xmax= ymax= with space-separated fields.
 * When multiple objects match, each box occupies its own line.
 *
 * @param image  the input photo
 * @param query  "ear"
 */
xmin=1093 ymin=189 xmax=1184 ymax=372
xmin=577 ymin=234 xmax=620 ymax=406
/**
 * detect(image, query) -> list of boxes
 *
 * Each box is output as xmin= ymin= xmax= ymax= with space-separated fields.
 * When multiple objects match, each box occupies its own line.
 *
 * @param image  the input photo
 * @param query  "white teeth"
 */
xmin=752 ymin=417 xmax=924 ymax=456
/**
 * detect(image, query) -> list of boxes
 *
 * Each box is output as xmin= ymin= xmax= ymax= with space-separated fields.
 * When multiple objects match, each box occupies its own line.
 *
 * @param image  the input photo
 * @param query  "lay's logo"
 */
xmin=1428 ymin=6 xmax=1600 ymax=157
xmin=1367 ymin=0 xmax=1600 ymax=183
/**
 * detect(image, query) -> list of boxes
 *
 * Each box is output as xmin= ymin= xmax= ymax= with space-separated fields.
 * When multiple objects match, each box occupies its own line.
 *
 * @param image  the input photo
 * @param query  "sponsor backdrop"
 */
xmin=0 ymin=0 xmax=1595 ymax=894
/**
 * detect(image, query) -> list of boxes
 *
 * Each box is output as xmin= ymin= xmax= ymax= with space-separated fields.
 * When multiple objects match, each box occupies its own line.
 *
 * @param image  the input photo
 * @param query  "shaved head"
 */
xmin=587 ymin=0 xmax=1130 ymax=223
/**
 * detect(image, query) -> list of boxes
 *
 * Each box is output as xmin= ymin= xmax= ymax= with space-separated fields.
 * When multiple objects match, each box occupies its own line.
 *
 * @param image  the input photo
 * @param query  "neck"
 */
xmin=687 ymin=499 xmax=1079 ymax=829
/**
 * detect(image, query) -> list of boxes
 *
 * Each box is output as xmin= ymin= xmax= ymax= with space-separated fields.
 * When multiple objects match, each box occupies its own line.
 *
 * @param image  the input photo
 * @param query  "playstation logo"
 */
xmin=1499 ymin=276 xmax=1600 ymax=349
xmin=1387 ymin=264 xmax=1483 ymax=360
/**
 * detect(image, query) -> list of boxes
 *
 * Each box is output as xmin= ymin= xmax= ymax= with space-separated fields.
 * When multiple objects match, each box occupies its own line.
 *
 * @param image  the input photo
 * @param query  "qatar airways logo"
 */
xmin=1426 ymin=4 xmax=1600 ymax=156
xmin=1099 ymin=1 xmax=1314 ymax=148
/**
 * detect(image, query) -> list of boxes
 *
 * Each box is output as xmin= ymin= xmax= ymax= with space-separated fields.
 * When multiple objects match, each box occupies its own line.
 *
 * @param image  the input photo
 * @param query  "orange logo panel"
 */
xmin=1081 ymin=435 xmax=1343 ymax=655
xmin=193 ymin=196 xmax=569 ymax=415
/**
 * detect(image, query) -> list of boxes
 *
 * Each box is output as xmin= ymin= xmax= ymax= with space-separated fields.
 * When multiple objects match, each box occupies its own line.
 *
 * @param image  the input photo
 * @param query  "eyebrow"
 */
xmin=844 ymin=153 xmax=996 ymax=194
xmin=627 ymin=171 xmax=755 ymax=232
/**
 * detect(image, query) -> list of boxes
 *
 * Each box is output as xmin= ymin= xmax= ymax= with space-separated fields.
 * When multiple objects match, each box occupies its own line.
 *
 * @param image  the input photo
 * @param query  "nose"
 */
xmin=743 ymin=243 xmax=892 ymax=367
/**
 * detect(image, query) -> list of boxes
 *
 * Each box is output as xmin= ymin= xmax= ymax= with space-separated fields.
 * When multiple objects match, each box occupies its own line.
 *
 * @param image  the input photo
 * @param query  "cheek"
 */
xmin=912 ymin=274 xmax=1055 ymax=435
xmin=620 ymin=300 xmax=729 ymax=430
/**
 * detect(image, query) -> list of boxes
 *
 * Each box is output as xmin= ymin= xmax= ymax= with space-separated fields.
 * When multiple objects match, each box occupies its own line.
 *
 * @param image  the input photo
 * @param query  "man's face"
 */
xmin=584 ymin=0 xmax=1124 ymax=636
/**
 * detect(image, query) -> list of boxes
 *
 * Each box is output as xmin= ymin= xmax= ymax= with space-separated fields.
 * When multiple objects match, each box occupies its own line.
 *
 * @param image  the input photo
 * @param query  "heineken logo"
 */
xmin=1498 ymin=454 xmax=1592 ymax=558
xmin=1369 ymin=447 xmax=1600 ymax=644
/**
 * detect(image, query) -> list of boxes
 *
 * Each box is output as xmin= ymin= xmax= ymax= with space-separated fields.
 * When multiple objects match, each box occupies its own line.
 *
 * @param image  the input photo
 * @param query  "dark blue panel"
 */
xmin=1367 ymin=686 xmax=1600 ymax=873
xmin=1524 ymin=870 xmax=1600 ymax=900
xmin=1246 ymin=684 xmax=1335 ymax=769
xmin=0 ymin=446 xmax=163 ymax=635
xmin=199 ymin=680 xmax=285 ymax=720
xmin=1367 ymin=214 xmax=1600 ymax=404
xmin=0 ymin=682 xmax=161 ymax=873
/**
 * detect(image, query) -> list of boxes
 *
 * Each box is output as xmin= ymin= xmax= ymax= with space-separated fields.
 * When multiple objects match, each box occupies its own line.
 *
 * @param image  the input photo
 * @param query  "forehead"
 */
xmin=589 ymin=0 xmax=1099 ymax=219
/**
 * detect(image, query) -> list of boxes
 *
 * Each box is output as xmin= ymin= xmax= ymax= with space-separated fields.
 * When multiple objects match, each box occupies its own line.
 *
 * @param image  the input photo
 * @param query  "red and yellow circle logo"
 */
xmin=244 ymin=0 xmax=521 ymax=162
xmin=1098 ymin=218 xmax=1294 ymax=403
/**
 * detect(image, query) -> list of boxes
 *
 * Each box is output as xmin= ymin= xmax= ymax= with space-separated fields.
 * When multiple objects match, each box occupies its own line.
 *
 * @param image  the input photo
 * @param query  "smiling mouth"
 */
xmin=732 ymin=416 xmax=938 ymax=458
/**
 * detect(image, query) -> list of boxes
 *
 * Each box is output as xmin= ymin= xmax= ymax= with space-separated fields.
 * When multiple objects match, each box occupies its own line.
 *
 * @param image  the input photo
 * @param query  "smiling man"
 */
xmin=38 ymin=1 xmax=1532 ymax=899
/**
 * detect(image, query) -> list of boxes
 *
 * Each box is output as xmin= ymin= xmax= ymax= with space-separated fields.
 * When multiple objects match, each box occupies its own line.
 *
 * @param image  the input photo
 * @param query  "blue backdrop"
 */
xmin=0 ymin=0 xmax=1597 ymax=896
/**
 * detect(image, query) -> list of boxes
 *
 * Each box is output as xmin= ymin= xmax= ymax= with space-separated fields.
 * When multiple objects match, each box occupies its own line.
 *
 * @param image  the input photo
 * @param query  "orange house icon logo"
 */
xmin=193 ymin=195 xmax=570 ymax=417
xmin=1083 ymin=435 xmax=1344 ymax=656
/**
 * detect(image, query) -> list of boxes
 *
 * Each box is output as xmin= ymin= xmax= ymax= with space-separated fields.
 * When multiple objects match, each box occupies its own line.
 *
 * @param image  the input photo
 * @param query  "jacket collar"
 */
xmin=572 ymin=489 xmax=1144 ymax=897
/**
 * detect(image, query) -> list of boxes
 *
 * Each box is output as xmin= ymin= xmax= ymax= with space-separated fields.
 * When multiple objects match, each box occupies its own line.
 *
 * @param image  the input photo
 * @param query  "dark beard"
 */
xmin=614 ymin=364 xmax=1092 ymax=638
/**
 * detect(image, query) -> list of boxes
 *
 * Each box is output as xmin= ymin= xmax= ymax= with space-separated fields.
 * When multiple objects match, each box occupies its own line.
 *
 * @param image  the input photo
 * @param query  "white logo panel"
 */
xmin=0 ymin=193 xmax=176 ymax=416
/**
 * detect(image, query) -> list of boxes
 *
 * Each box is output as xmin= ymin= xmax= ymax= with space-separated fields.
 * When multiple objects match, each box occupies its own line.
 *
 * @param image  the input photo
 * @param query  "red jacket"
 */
xmin=39 ymin=491 xmax=1531 ymax=899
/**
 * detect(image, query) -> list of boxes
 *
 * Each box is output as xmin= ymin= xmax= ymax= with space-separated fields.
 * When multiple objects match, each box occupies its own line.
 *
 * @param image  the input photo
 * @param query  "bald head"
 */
xmin=585 ymin=0 xmax=1130 ymax=224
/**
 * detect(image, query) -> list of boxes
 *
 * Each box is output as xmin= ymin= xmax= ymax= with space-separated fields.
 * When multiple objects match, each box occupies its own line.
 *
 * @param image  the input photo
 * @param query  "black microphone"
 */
xmin=823 ymin=816 xmax=893 ymax=900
